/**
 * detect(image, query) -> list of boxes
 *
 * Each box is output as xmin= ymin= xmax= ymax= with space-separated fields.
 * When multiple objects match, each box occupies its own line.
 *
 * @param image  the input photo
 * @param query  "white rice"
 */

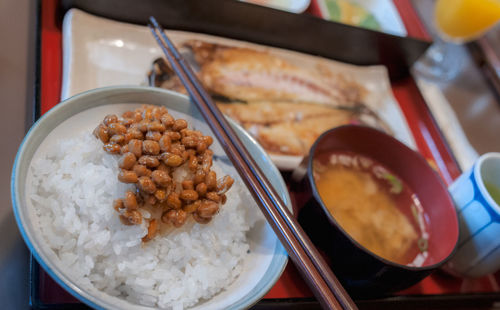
xmin=28 ymin=132 xmax=261 ymax=309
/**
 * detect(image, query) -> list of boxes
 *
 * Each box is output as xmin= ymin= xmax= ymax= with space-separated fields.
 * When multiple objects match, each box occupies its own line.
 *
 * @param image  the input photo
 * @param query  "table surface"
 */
xmin=2 ymin=0 xmax=500 ymax=309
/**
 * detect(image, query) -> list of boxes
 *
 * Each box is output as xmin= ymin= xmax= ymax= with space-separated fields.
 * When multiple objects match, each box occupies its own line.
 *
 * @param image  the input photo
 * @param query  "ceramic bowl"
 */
xmin=11 ymin=86 xmax=291 ymax=309
xmin=296 ymin=125 xmax=459 ymax=297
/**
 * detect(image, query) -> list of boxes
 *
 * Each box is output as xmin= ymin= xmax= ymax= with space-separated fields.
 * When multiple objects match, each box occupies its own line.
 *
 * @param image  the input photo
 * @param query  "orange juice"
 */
xmin=435 ymin=0 xmax=500 ymax=41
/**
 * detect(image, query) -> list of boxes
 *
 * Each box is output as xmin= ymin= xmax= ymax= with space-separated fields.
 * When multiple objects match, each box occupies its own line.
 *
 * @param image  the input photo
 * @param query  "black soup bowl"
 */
xmin=295 ymin=125 xmax=459 ymax=298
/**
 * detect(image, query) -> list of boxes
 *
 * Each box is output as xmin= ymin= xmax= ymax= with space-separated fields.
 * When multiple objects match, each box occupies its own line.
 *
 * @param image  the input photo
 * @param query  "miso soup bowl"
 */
xmin=296 ymin=125 xmax=459 ymax=297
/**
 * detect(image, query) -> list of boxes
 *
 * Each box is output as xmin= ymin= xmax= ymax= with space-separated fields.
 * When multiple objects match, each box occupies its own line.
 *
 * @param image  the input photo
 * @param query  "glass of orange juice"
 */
xmin=414 ymin=0 xmax=500 ymax=80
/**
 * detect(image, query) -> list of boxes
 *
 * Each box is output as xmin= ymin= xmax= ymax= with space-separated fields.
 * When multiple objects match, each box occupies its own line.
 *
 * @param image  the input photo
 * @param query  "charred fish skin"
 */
xmin=147 ymin=58 xmax=187 ymax=94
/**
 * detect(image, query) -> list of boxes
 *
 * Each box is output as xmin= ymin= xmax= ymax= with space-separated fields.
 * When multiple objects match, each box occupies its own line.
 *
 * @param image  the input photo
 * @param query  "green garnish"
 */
xmin=411 ymin=204 xmax=419 ymax=223
xmin=383 ymin=173 xmax=403 ymax=194
xmin=412 ymin=204 xmax=428 ymax=252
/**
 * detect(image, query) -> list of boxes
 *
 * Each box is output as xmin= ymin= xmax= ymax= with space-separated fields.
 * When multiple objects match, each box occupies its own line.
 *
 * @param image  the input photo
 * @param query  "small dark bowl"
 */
xmin=296 ymin=125 xmax=459 ymax=298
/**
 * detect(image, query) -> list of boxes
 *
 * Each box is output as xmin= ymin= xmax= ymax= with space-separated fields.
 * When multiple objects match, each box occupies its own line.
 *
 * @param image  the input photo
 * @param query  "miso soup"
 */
xmin=313 ymin=152 xmax=429 ymax=265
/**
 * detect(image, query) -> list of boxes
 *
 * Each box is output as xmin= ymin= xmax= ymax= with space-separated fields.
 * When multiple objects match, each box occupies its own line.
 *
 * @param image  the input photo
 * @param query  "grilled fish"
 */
xmin=147 ymin=40 xmax=390 ymax=157
xmin=184 ymin=40 xmax=364 ymax=106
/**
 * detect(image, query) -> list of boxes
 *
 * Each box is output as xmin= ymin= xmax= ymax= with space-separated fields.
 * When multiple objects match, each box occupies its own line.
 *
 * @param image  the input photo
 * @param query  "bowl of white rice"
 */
xmin=11 ymin=86 xmax=292 ymax=310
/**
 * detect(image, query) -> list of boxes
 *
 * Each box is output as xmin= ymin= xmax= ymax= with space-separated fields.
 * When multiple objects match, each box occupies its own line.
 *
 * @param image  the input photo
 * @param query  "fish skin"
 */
xmin=184 ymin=40 xmax=364 ymax=106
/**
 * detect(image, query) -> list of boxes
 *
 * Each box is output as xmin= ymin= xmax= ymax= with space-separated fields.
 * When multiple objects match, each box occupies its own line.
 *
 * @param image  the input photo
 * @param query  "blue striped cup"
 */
xmin=446 ymin=153 xmax=500 ymax=278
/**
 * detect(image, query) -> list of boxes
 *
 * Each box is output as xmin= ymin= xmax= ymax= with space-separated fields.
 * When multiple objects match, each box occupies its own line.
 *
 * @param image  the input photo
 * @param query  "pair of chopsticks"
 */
xmin=148 ymin=17 xmax=357 ymax=310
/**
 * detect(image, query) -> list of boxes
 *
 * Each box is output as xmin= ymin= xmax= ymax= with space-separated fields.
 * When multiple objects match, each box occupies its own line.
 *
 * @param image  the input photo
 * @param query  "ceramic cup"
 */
xmin=446 ymin=152 xmax=500 ymax=278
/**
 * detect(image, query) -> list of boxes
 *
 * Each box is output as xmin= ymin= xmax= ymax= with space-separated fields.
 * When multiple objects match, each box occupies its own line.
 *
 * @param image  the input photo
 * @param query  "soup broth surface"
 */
xmin=313 ymin=152 xmax=428 ymax=265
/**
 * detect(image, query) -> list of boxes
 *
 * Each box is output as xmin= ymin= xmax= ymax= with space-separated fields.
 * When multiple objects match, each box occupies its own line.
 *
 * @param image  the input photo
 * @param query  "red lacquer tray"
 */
xmin=31 ymin=0 xmax=500 ymax=308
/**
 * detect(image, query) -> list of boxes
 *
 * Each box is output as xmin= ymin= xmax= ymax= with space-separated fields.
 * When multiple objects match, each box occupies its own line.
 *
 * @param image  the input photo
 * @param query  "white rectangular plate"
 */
xmin=62 ymin=8 xmax=416 ymax=170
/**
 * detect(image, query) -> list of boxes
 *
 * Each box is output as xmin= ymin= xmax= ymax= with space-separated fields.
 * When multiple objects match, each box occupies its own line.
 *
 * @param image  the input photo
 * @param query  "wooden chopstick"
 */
xmin=148 ymin=17 xmax=357 ymax=310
